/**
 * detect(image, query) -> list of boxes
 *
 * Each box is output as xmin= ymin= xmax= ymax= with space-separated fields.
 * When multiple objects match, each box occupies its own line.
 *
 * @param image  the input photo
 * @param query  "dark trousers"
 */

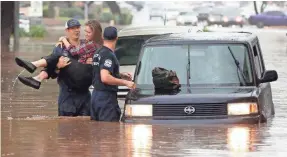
xmin=58 ymin=87 xmax=91 ymax=116
xmin=91 ymin=90 xmax=121 ymax=122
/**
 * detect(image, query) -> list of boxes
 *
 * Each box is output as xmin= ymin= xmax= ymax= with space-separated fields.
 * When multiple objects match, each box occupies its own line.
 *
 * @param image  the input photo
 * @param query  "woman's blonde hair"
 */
xmin=85 ymin=20 xmax=103 ymax=45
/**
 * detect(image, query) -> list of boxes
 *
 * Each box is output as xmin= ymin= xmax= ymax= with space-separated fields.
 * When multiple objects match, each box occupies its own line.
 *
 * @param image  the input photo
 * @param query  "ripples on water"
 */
xmin=1 ymin=31 xmax=287 ymax=157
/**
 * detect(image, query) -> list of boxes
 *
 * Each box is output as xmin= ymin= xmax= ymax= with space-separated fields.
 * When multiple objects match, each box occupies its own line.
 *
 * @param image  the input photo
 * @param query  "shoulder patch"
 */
xmin=104 ymin=59 xmax=112 ymax=68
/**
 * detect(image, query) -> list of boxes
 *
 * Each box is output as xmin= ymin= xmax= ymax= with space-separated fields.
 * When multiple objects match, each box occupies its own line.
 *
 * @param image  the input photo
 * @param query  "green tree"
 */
xmin=253 ymin=1 xmax=268 ymax=14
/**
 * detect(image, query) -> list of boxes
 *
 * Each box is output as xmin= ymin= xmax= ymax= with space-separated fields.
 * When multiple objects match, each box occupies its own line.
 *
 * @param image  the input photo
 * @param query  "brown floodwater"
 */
xmin=1 ymin=29 xmax=287 ymax=157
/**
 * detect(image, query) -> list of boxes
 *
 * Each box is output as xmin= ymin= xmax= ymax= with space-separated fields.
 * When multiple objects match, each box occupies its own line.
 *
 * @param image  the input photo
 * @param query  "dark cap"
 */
xmin=103 ymin=26 xmax=118 ymax=40
xmin=65 ymin=19 xmax=81 ymax=29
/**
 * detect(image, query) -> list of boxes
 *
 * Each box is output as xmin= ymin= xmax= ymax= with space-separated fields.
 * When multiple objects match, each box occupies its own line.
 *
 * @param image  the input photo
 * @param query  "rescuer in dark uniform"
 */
xmin=91 ymin=26 xmax=135 ymax=122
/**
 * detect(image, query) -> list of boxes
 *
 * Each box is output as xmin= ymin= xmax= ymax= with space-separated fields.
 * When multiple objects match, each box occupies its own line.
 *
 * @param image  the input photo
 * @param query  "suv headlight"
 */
xmin=228 ymin=103 xmax=258 ymax=115
xmin=125 ymin=104 xmax=153 ymax=117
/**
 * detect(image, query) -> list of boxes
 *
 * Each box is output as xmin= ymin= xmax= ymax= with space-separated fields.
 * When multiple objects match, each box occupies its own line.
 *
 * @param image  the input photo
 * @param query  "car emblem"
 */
xmin=184 ymin=106 xmax=195 ymax=114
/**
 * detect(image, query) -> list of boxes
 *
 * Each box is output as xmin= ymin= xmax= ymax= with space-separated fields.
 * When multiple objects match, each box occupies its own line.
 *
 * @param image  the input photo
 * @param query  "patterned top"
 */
xmin=67 ymin=40 xmax=101 ymax=63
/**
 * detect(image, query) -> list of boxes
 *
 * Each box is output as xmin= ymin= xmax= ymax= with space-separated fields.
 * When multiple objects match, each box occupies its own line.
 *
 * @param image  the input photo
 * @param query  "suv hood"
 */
xmin=126 ymin=86 xmax=258 ymax=104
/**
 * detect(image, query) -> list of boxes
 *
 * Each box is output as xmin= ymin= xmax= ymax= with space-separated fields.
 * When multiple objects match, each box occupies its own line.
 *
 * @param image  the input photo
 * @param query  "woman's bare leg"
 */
xmin=32 ymin=71 xmax=49 ymax=82
xmin=31 ymin=59 xmax=48 ymax=68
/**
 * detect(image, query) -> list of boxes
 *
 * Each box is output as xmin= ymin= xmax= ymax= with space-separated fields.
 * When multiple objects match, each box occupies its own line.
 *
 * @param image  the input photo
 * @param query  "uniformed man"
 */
xmin=91 ymin=26 xmax=135 ymax=122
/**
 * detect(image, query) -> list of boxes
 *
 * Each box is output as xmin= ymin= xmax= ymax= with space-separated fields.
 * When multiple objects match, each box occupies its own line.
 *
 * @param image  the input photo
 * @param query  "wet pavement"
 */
xmin=1 ymin=29 xmax=287 ymax=156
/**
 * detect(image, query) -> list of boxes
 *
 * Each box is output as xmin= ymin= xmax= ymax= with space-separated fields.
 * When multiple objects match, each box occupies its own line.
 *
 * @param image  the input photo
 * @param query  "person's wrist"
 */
xmin=123 ymin=79 xmax=129 ymax=86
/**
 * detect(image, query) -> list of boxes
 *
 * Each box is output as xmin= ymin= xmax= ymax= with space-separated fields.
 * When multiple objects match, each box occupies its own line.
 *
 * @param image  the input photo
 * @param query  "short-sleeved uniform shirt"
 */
xmin=92 ymin=46 xmax=120 ymax=92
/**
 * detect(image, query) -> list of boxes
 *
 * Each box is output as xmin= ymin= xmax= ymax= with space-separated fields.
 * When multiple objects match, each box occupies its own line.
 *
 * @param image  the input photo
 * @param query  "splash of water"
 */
xmin=9 ymin=69 xmax=26 ymax=118
xmin=12 ymin=69 xmax=26 ymax=89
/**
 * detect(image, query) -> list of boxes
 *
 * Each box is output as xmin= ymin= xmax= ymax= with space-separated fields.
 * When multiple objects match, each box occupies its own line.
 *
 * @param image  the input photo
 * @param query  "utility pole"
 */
xmin=163 ymin=8 xmax=167 ymax=26
xmin=84 ymin=2 xmax=89 ymax=21
xmin=13 ymin=1 xmax=19 ymax=52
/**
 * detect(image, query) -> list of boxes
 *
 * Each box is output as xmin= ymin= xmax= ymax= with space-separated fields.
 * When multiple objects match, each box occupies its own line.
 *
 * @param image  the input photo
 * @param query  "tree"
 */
xmin=1 ymin=1 xmax=15 ymax=52
xmin=253 ymin=1 xmax=259 ymax=14
xmin=105 ymin=1 xmax=121 ymax=14
xmin=253 ymin=1 xmax=268 ymax=14
xmin=79 ymin=1 xmax=121 ymax=15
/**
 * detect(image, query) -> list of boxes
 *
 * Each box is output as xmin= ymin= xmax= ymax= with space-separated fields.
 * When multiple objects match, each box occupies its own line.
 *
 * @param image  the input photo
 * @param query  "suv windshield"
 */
xmin=136 ymin=44 xmax=253 ymax=87
xmin=116 ymin=35 xmax=155 ymax=66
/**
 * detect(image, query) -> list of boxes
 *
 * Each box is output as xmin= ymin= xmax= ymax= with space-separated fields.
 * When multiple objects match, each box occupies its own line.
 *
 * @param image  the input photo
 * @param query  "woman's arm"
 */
xmin=65 ymin=39 xmax=99 ymax=56
xmin=62 ymin=37 xmax=71 ymax=49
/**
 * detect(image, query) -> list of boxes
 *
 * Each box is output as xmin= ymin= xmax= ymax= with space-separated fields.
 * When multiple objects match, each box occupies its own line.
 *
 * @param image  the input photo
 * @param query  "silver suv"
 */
xmin=90 ymin=26 xmax=202 ymax=107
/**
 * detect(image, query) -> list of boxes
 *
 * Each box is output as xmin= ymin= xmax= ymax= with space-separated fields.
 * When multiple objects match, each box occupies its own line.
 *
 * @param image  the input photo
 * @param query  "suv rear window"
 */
xmin=116 ymin=35 xmax=156 ymax=65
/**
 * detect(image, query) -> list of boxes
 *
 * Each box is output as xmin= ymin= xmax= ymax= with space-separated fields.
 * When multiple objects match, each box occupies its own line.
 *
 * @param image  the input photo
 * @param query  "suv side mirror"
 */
xmin=260 ymin=70 xmax=278 ymax=83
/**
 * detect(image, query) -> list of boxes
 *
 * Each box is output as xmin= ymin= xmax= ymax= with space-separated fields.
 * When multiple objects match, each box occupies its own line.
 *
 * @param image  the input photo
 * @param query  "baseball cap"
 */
xmin=103 ymin=26 xmax=118 ymax=40
xmin=65 ymin=19 xmax=81 ymax=29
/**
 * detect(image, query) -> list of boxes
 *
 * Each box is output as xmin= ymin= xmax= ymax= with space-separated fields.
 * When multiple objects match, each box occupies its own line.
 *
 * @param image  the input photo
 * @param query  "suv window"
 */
xmin=115 ymin=35 xmax=155 ymax=66
xmin=136 ymin=43 xmax=253 ymax=86
xmin=252 ymin=42 xmax=264 ymax=78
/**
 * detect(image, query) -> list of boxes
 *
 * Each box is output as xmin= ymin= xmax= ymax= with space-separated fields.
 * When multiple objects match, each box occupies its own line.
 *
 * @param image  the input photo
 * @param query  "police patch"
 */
xmin=104 ymin=59 xmax=112 ymax=68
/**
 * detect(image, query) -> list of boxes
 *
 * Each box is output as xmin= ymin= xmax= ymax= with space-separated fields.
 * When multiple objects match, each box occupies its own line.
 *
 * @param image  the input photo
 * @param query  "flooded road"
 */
xmin=1 ymin=30 xmax=287 ymax=156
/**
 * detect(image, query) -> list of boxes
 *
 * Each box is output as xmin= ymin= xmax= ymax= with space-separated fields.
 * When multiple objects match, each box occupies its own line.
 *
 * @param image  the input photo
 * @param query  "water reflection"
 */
xmin=228 ymin=127 xmax=251 ymax=152
xmin=123 ymin=124 xmax=266 ymax=157
xmin=125 ymin=124 xmax=153 ymax=157
xmin=2 ymin=119 xmax=268 ymax=157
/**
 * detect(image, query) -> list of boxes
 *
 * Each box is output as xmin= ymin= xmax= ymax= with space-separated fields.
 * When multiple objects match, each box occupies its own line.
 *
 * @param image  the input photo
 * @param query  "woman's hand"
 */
xmin=55 ymin=42 xmax=63 ymax=48
xmin=58 ymin=36 xmax=66 ymax=42
xmin=55 ymin=36 xmax=67 ymax=48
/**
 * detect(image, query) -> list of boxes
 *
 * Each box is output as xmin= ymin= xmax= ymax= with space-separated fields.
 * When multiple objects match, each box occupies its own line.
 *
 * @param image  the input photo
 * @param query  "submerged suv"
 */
xmin=122 ymin=32 xmax=278 ymax=124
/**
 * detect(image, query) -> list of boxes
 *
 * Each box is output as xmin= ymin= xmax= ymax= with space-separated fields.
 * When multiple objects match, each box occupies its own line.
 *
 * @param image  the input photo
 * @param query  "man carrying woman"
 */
xmin=15 ymin=19 xmax=103 ymax=117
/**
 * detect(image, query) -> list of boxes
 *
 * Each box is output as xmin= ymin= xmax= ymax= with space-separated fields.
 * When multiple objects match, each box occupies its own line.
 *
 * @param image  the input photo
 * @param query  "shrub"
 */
xmin=114 ymin=14 xmax=121 ymax=24
xmin=203 ymin=26 xmax=210 ymax=32
xmin=88 ymin=13 xmax=95 ymax=19
xmin=29 ymin=26 xmax=46 ymax=38
xmin=118 ymin=8 xmax=133 ymax=25
xmin=43 ymin=5 xmax=50 ymax=18
xmin=19 ymin=26 xmax=46 ymax=38
xmin=120 ymin=13 xmax=133 ymax=25
xmin=43 ymin=4 xmax=55 ymax=18
xmin=114 ymin=13 xmax=133 ymax=25
xmin=59 ymin=8 xmax=84 ymax=19
xmin=19 ymin=28 xmax=30 ymax=37
xmin=99 ymin=12 xmax=113 ymax=23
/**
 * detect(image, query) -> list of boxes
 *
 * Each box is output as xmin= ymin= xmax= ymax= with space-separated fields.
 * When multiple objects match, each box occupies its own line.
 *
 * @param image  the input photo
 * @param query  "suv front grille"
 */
xmin=153 ymin=103 xmax=227 ymax=116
